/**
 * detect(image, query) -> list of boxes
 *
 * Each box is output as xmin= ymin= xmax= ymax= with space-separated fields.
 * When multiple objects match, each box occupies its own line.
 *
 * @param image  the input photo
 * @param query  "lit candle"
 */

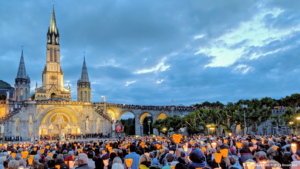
xmin=69 ymin=161 xmax=74 ymax=168
xmin=212 ymin=142 xmax=217 ymax=149
xmin=291 ymin=143 xmax=297 ymax=154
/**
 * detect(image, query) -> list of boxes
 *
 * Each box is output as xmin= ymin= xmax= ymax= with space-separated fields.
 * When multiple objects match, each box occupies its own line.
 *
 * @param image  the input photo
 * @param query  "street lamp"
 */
xmin=296 ymin=117 xmax=300 ymax=134
xmin=241 ymin=103 xmax=248 ymax=136
xmin=148 ymin=119 xmax=151 ymax=136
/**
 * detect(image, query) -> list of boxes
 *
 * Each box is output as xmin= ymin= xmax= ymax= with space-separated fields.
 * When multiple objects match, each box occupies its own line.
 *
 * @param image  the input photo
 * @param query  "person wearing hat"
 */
xmin=189 ymin=149 xmax=206 ymax=169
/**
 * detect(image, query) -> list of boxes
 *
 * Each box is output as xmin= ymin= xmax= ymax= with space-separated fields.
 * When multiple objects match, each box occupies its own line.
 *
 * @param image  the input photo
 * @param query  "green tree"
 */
xmin=280 ymin=108 xmax=300 ymax=134
xmin=165 ymin=115 xmax=183 ymax=133
xmin=122 ymin=117 xmax=135 ymax=135
xmin=211 ymin=101 xmax=224 ymax=108
xmin=152 ymin=119 xmax=168 ymax=135
xmin=282 ymin=93 xmax=300 ymax=109
xmin=31 ymin=93 xmax=35 ymax=100
xmin=222 ymin=102 xmax=242 ymax=133
xmin=237 ymin=97 xmax=278 ymax=135
xmin=182 ymin=109 xmax=208 ymax=135
xmin=0 ymin=95 xmax=6 ymax=100
xmin=281 ymin=93 xmax=300 ymax=134
xmin=229 ymin=97 xmax=278 ymax=135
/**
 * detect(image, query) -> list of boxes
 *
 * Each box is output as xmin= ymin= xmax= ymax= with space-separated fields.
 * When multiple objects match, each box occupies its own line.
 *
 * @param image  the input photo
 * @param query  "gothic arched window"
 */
xmin=54 ymin=49 xmax=57 ymax=62
xmin=84 ymin=91 xmax=87 ymax=102
xmin=50 ymin=49 xmax=53 ymax=62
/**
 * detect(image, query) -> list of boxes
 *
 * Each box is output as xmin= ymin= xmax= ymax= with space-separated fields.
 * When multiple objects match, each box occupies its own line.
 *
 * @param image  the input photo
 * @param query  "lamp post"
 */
xmin=289 ymin=121 xmax=294 ymax=134
xmin=241 ymin=104 xmax=248 ymax=136
xmin=296 ymin=117 xmax=300 ymax=134
xmin=148 ymin=119 xmax=151 ymax=135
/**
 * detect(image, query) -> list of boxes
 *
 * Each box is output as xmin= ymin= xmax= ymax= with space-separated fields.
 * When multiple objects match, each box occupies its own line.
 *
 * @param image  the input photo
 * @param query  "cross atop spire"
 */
xmin=16 ymin=48 xmax=27 ymax=79
xmin=80 ymin=56 xmax=90 ymax=83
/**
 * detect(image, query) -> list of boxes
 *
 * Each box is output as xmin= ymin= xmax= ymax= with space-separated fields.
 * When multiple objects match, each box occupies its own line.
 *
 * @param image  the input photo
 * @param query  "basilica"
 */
xmin=0 ymin=6 xmax=200 ymax=140
xmin=0 ymin=6 xmax=112 ymax=140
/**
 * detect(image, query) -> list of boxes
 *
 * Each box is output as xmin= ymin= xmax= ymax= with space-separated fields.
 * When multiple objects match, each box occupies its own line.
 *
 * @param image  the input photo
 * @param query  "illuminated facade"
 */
xmin=1 ymin=6 xmax=113 ymax=140
xmin=1 ymin=6 xmax=196 ymax=140
xmin=35 ymin=7 xmax=71 ymax=101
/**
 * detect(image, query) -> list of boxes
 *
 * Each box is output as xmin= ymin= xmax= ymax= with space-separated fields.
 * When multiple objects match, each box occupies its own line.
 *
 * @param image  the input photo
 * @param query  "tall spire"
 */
xmin=49 ymin=5 xmax=58 ymax=35
xmin=80 ymin=57 xmax=89 ymax=82
xmin=47 ymin=5 xmax=59 ymax=45
xmin=16 ymin=49 xmax=27 ymax=79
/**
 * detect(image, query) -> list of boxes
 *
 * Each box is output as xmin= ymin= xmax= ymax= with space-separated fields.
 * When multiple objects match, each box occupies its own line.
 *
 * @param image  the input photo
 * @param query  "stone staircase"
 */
xmin=94 ymin=106 xmax=112 ymax=121
xmin=0 ymin=103 xmax=23 ymax=123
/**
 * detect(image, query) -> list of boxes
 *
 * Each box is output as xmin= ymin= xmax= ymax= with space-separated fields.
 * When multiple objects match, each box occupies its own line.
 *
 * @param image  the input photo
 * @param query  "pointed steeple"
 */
xmin=49 ymin=5 xmax=58 ymax=35
xmin=16 ymin=49 xmax=27 ymax=79
xmin=47 ymin=5 xmax=59 ymax=45
xmin=80 ymin=57 xmax=90 ymax=82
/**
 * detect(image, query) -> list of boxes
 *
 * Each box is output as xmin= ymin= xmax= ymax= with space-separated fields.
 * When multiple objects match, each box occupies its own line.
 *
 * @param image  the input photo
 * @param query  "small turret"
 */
xmin=14 ymin=48 xmax=31 ymax=101
xmin=77 ymin=56 xmax=91 ymax=102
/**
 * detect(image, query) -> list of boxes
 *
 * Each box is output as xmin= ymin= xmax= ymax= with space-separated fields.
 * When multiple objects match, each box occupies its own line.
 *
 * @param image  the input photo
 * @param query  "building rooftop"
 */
xmin=0 ymin=80 xmax=13 ymax=89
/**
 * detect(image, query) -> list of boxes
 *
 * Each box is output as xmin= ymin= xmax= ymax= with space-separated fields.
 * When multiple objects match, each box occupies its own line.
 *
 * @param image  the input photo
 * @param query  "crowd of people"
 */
xmin=0 ymin=134 xmax=299 ymax=169
xmin=94 ymin=103 xmax=196 ymax=111
xmin=39 ymin=133 xmax=111 ymax=141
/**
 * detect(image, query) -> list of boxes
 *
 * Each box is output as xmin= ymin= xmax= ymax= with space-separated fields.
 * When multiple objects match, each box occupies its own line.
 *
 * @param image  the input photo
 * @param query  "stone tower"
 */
xmin=35 ymin=6 xmax=71 ymax=100
xmin=14 ymin=49 xmax=30 ymax=101
xmin=77 ymin=57 xmax=91 ymax=102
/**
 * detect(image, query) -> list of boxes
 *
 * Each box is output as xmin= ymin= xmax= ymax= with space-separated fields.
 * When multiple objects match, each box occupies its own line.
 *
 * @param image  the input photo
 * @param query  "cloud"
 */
xmin=234 ymin=64 xmax=252 ymax=74
xmin=94 ymin=59 xmax=120 ymax=68
xmin=156 ymin=79 xmax=164 ymax=83
xmin=194 ymin=8 xmax=297 ymax=67
xmin=134 ymin=57 xmax=170 ymax=74
xmin=1 ymin=0 xmax=300 ymax=106
xmin=125 ymin=81 xmax=136 ymax=86
xmin=194 ymin=34 xmax=205 ymax=39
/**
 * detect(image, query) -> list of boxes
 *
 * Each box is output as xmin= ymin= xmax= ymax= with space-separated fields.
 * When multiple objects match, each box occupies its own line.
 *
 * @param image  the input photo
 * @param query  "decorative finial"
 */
xmin=84 ymin=51 xmax=85 ymax=57
xmin=21 ymin=45 xmax=23 ymax=49
xmin=52 ymin=0 xmax=55 ymax=7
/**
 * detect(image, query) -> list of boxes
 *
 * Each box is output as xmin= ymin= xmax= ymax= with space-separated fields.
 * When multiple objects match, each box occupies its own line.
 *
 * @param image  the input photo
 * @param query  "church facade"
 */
xmin=0 ymin=6 xmax=113 ymax=140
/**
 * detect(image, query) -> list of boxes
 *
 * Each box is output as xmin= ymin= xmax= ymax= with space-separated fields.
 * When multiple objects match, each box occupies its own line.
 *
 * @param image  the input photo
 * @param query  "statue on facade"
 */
xmin=54 ymin=114 xmax=65 ymax=123
xmin=6 ymin=91 xmax=9 ymax=100
xmin=28 ymin=115 xmax=33 ymax=139
xmin=15 ymin=119 xmax=20 ymax=135
xmin=86 ymin=117 xmax=90 ymax=131
xmin=112 ymin=120 xmax=116 ymax=131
